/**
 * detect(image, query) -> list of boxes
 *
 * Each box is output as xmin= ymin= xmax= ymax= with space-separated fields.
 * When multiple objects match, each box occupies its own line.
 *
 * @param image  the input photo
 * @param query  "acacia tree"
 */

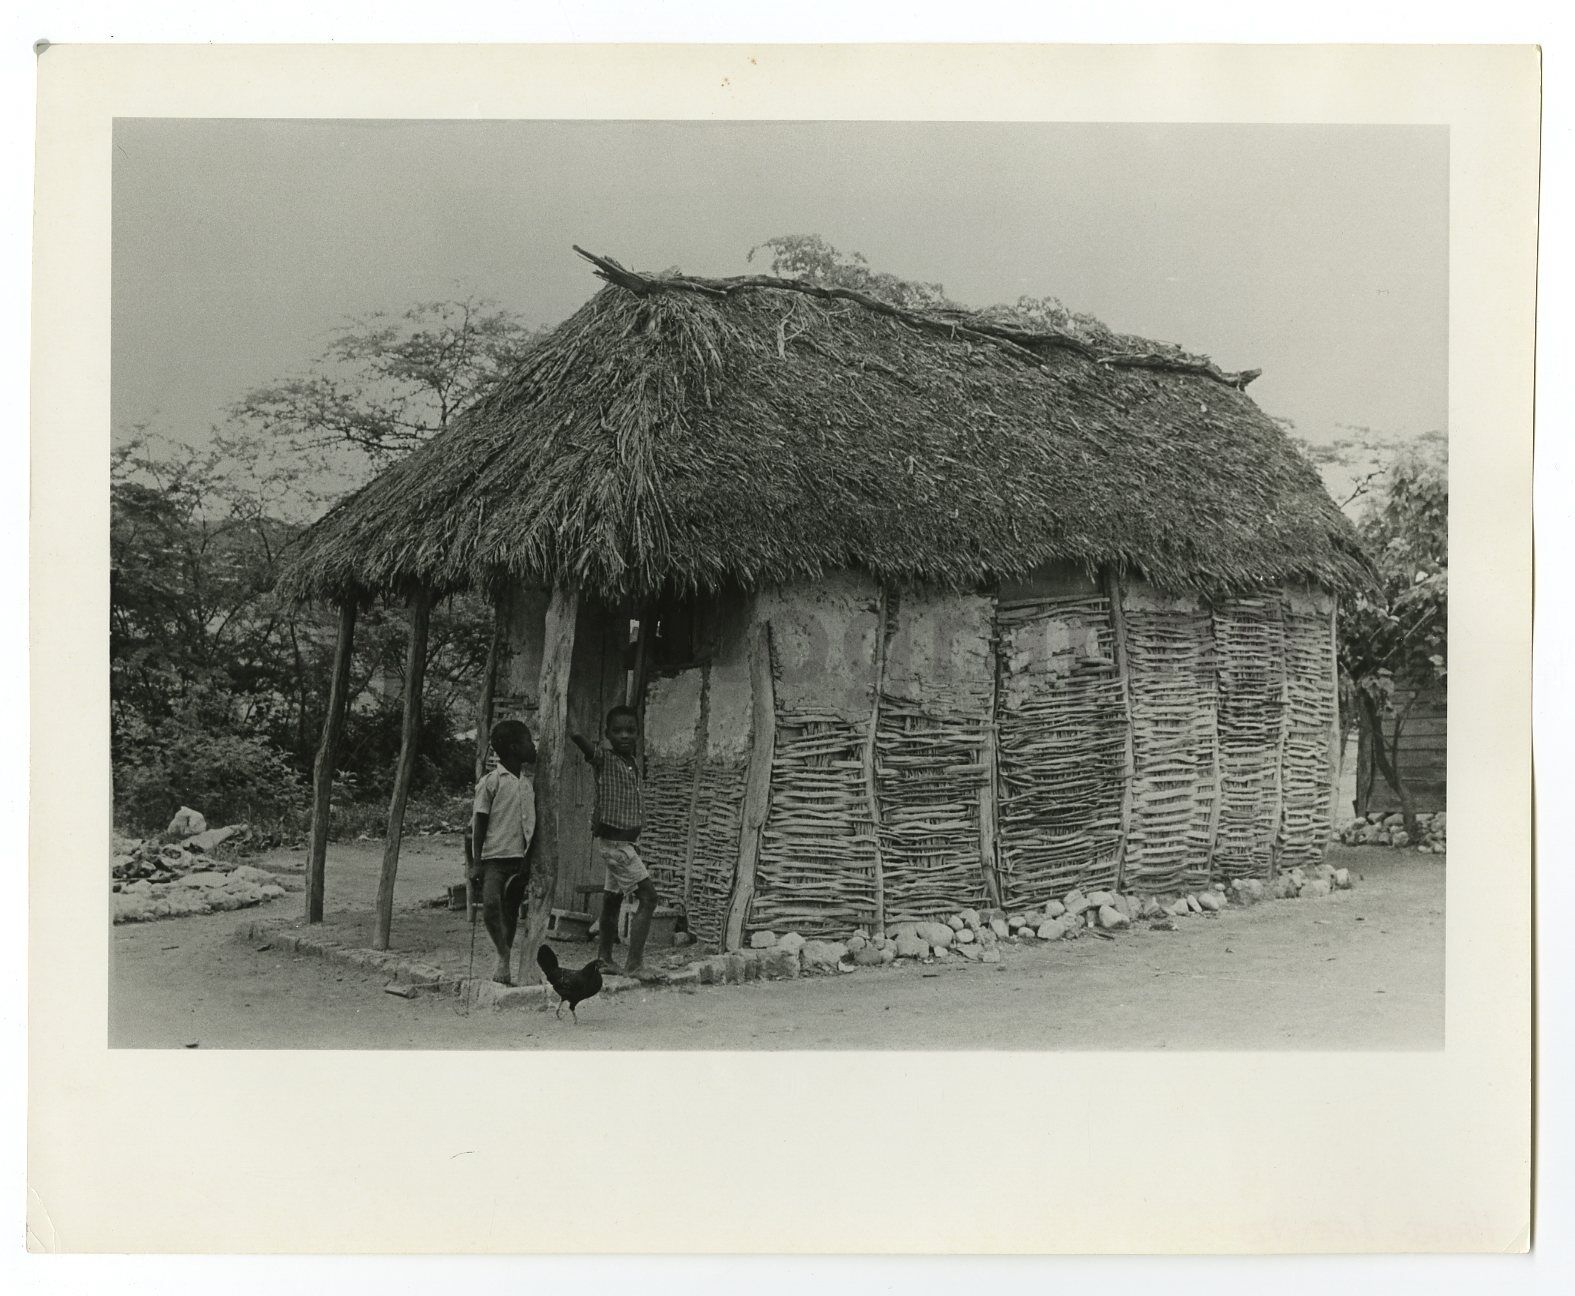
xmin=230 ymin=294 xmax=543 ymax=744
xmin=235 ymin=297 xmax=540 ymax=467
xmin=111 ymin=299 xmax=544 ymax=829
xmin=1335 ymin=432 xmax=1448 ymax=834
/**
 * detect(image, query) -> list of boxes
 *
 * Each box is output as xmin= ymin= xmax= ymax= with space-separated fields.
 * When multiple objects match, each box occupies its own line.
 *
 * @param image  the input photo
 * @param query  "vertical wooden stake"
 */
xmin=977 ymin=594 xmax=1005 ymax=912
xmin=724 ymin=622 xmax=775 ymax=951
xmin=1201 ymin=635 xmax=1225 ymax=883
xmin=1103 ymin=568 xmax=1137 ymax=891
xmin=1266 ymin=591 xmax=1293 ymax=877
xmin=627 ymin=600 xmax=651 ymax=707
xmin=306 ymin=598 xmax=356 ymax=924
xmin=473 ymin=588 xmax=509 ymax=783
xmin=863 ymin=588 xmax=889 ymax=929
xmin=518 ymin=585 xmax=579 ymax=982
xmin=373 ymin=587 xmax=432 ymax=951
xmin=1325 ymin=597 xmax=1343 ymax=846
xmin=679 ymin=663 xmax=711 ymax=915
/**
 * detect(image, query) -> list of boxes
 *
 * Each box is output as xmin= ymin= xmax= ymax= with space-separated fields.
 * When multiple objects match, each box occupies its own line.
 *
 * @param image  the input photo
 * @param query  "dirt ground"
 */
xmin=109 ymin=839 xmax=1443 ymax=1050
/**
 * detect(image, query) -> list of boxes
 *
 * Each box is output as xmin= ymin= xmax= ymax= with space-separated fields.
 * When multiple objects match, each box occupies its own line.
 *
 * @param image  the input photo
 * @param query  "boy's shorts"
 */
xmin=475 ymin=857 xmax=528 ymax=894
xmin=595 ymin=838 xmax=649 ymax=894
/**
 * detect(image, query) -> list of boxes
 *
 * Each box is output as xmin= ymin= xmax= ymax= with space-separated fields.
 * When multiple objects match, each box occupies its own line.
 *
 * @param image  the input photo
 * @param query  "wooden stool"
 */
xmin=576 ymin=883 xmax=613 ymax=940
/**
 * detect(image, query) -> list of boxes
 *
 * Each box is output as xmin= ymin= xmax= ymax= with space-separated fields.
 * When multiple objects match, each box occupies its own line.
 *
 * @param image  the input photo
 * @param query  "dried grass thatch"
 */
xmin=276 ymin=251 xmax=1372 ymax=604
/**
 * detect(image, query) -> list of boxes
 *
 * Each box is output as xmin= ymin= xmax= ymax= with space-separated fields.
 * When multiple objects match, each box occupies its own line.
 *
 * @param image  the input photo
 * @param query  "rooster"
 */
xmin=536 ymin=944 xmax=604 ymax=1023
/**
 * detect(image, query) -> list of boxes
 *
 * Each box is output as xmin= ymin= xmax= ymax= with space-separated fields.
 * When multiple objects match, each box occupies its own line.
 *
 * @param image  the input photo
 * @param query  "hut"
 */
xmin=277 ymin=248 xmax=1372 ymax=969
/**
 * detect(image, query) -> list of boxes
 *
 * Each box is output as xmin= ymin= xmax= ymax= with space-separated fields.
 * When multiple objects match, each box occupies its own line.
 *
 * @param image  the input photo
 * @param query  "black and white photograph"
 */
xmin=106 ymin=117 xmax=1451 ymax=1051
xmin=22 ymin=36 xmax=1542 ymax=1262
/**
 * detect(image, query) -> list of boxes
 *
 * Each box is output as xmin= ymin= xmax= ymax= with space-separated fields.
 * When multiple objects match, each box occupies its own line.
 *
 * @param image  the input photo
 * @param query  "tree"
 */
xmin=234 ymin=297 xmax=541 ymax=469
xmin=1335 ymin=432 xmax=1447 ymax=835
xmin=1297 ymin=423 xmax=1421 ymax=513
xmin=748 ymin=235 xmax=956 ymax=311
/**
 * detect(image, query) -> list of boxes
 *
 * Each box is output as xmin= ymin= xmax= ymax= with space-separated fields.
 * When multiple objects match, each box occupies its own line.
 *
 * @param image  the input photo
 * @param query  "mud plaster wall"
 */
xmin=682 ymin=593 xmax=754 ymax=944
xmin=754 ymin=571 xmax=880 ymax=720
xmin=745 ymin=572 xmax=882 ymax=936
xmin=495 ymin=567 xmax=1338 ymax=940
xmin=876 ymin=587 xmax=997 ymax=919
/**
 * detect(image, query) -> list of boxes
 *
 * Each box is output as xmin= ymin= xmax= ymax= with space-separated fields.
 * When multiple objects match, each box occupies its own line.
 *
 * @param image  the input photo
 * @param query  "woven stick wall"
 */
xmin=750 ymin=709 xmax=880 ymax=935
xmin=1276 ymin=595 xmax=1338 ymax=871
xmin=638 ymin=669 xmax=707 ymax=906
xmin=745 ymin=580 xmax=884 ymax=937
xmin=1212 ymin=594 xmax=1288 ymax=878
xmin=686 ymin=759 xmax=747 ymax=945
xmin=1121 ymin=590 xmax=1221 ymax=894
xmin=874 ymin=589 xmax=997 ymax=919
xmin=1183 ymin=619 xmax=1223 ymax=890
xmin=994 ymin=593 xmax=1126 ymax=904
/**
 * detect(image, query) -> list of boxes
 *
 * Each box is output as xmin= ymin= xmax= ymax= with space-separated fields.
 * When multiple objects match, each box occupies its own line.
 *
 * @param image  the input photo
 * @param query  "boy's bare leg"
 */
xmin=596 ymin=891 xmax=624 ymax=972
xmin=480 ymin=865 xmax=513 ymax=984
xmin=502 ymin=867 xmax=526 ymax=950
xmin=623 ymin=878 xmax=659 ymax=975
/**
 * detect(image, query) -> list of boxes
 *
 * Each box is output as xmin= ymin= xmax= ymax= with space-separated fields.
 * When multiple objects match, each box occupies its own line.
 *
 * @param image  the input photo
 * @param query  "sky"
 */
xmin=112 ymin=119 xmax=1447 ymax=485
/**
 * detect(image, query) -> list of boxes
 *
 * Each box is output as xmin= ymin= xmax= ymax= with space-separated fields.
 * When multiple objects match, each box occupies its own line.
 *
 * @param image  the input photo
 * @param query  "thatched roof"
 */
xmin=277 ymin=250 xmax=1372 ymax=604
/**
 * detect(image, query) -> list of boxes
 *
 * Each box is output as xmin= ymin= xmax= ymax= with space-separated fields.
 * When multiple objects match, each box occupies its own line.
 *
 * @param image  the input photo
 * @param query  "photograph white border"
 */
xmin=26 ymin=41 xmax=1536 ymax=1256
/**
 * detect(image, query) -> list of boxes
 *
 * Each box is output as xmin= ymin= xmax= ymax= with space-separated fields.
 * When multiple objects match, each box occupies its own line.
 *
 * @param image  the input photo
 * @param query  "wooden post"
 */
xmin=1202 ymin=660 xmax=1225 ymax=882
xmin=1266 ymin=591 xmax=1292 ymax=877
xmin=372 ymin=587 xmax=432 ymax=951
xmin=305 ymin=598 xmax=357 ymax=924
xmin=518 ymin=585 xmax=579 ymax=983
xmin=863 ymin=588 xmax=889 ymax=929
xmin=977 ymin=594 xmax=1005 ymax=911
xmin=473 ymin=589 xmax=509 ymax=783
xmin=724 ymin=622 xmax=775 ymax=950
xmin=628 ymin=600 xmax=651 ymax=707
xmin=1325 ymin=597 xmax=1343 ymax=844
xmin=1103 ymin=568 xmax=1137 ymax=891
xmin=680 ymin=663 xmax=711 ymax=915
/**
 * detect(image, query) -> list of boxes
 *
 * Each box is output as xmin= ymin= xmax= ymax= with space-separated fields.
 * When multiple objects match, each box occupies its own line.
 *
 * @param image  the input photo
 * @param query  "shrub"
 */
xmin=113 ymin=701 xmax=302 ymax=832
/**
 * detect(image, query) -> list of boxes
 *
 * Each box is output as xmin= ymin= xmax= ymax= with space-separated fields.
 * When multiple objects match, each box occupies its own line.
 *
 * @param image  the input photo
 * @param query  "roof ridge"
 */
xmin=572 ymin=245 xmax=1262 ymax=390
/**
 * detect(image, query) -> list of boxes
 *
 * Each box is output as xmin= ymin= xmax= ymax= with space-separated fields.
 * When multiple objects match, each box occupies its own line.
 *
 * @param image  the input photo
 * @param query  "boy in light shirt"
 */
xmin=470 ymin=719 xmax=536 ymax=984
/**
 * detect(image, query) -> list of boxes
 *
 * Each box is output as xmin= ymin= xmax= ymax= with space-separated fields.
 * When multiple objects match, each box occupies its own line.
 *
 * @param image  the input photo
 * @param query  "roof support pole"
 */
xmin=305 ymin=598 xmax=356 ymax=924
xmin=1103 ymin=568 xmax=1137 ymax=892
xmin=473 ymin=588 xmax=509 ymax=783
xmin=724 ymin=621 xmax=775 ymax=951
xmin=517 ymin=584 xmax=579 ymax=982
xmin=372 ymin=586 xmax=432 ymax=951
xmin=627 ymin=599 xmax=651 ymax=708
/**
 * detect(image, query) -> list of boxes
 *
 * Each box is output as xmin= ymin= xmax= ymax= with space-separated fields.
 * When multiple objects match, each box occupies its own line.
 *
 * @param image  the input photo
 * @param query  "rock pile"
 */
xmin=113 ymin=864 xmax=292 ymax=924
xmin=112 ymin=822 xmax=249 ymax=887
xmin=683 ymin=866 xmax=1358 ymax=985
xmin=1337 ymin=810 xmax=1446 ymax=853
xmin=111 ymin=814 xmax=300 ymax=924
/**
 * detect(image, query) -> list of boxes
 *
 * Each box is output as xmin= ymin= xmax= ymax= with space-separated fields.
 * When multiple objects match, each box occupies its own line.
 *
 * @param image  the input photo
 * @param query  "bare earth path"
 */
xmin=109 ymin=843 xmax=1443 ymax=1050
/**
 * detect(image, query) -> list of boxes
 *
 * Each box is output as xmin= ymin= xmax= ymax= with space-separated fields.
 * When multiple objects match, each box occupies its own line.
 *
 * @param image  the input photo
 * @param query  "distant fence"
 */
xmin=1356 ymin=684 xmax=1445 ymax=815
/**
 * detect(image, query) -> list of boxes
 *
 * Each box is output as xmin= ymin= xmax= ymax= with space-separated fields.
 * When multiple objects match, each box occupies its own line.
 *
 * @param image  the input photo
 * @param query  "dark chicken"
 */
xmin=536 ymin=944 xmax=604 ymax=1023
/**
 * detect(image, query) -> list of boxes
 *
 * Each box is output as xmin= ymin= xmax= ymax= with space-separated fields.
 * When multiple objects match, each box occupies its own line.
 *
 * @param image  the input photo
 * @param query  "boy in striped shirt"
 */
xmin=571 ymin=705 xmax=660 ymax=978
